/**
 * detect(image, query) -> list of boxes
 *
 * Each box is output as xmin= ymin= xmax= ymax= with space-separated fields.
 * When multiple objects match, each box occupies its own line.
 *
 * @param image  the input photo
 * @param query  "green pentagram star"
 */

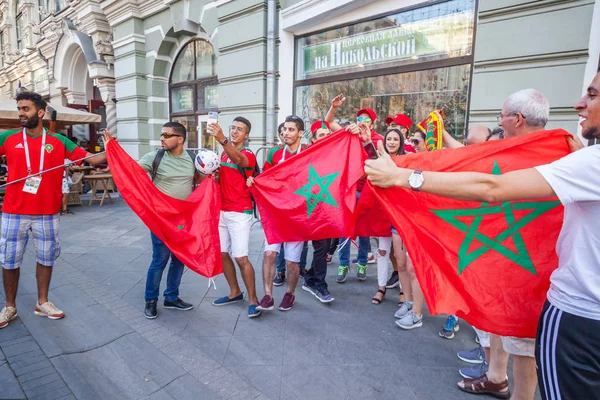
xmin=294 ymin=164 xmax=341 ymax=217
xmin=430 ymin=161 xmax=561 ymax=275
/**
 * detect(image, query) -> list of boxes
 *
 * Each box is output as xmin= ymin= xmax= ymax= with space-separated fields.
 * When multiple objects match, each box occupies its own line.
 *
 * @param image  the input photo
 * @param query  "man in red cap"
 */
xmin=386 ymin=114 xmax=415 ymax=153
xmin=309 ymin=120 xmax=331 ymax=143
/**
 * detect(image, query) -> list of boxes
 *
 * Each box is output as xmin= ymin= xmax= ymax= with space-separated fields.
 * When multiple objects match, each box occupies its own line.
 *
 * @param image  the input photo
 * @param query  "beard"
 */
xmin=582 ymin=125 xmax=599 ymax=140
xmin=20 ymin=114 xmax=40 ymax=129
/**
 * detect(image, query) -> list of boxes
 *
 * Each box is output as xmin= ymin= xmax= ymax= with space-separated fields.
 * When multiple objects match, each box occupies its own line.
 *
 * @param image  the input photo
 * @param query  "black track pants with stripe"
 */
xmin=535 ymin=301 xmax=600 ymax=400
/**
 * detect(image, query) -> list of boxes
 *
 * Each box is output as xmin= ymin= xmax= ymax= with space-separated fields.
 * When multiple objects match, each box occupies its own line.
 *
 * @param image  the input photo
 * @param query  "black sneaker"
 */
xmin=164 ymin=298 xmax=193 ymax=311
xmin=386 ymin=271 xmax=399 ymax=289
xmin=273 ymin=272 xmax=285 ymax=286
xmin=144 ymin=300 xmax=157 ymax=319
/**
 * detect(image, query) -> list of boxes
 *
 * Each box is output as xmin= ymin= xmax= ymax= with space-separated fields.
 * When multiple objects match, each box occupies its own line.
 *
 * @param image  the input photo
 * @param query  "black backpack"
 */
xmin=150 ymin=149 xmax=198 ymax=187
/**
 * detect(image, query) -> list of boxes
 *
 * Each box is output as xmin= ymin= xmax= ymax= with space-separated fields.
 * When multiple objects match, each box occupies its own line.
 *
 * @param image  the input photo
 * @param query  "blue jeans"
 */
xmin=339 ymin=190 xmax=370 ymax=266
xmin=338 ymin=236 xmax=369 ymax=266
xmin=276 ymin=241 xmax=308 ymax=273
xmin=144 ymin=233 xmax=185 ymax=302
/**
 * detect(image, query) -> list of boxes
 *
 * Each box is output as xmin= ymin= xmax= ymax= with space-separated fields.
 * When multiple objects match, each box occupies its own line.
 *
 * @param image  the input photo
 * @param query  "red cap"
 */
xmin=385 ymin=114 xmax=413 ymax=129
xmin=356 ymin=108 xmax=377 ymax=121
xmin=310 ymin=120 xmax=330 ymax=135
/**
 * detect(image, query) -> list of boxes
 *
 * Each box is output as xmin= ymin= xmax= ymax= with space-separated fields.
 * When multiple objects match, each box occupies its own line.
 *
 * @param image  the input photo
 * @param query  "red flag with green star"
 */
xmin=252 ymin=129 xmax=366 ymax=244
xmin=371 ymin=129 xmax=571 ymax=338
xmin=106 ymin=140 xmax=222 ymax=278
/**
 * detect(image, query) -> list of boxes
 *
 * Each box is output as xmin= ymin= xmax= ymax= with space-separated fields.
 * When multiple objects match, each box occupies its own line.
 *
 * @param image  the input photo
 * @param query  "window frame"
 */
xmin=168 ymin=38 xmax=219 ymax=118
xmin=16 ymin=1 xmax=24 ymax=50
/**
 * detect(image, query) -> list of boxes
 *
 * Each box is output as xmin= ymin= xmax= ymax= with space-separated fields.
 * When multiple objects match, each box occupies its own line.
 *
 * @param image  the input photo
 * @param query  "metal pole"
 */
xmin=0 ymin=152 xmax=106 ymax=189
xmin=265 ymin=0 xmax=277 ymax=149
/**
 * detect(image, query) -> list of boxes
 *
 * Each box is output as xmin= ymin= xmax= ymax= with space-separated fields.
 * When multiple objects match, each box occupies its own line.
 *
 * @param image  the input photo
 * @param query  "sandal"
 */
xmin=457 ymin=374 xmax=510 ymax=399
xmin=372 ymin=288 xmax=386 ymax=304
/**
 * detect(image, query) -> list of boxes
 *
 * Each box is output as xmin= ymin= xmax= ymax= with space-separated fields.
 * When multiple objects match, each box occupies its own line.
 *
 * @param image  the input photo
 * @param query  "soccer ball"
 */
xmin=194 ymin=149 xmax=220 ymax=175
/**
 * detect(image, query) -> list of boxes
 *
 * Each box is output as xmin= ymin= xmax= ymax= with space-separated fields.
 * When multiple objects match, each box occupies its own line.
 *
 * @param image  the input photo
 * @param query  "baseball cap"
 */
xmin=356 ymin=108 xmax=377 ymax=121
xmin=385 ymin=114 xmax=413 ymax=129
xmin=310 ymin=120 xmax=331 ymax=135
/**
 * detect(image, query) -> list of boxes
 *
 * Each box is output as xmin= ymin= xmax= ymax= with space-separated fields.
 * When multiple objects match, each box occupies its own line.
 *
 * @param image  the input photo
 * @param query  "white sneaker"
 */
xmin=34 ymin=302 xmax=65 ymax=320
xmin=394 ymin=301 xmax=413 ymax=319
xmin=0 ymin=306 xmax=18 ymax=329
xmin=395 ymin=311 xmax=423 ymax=330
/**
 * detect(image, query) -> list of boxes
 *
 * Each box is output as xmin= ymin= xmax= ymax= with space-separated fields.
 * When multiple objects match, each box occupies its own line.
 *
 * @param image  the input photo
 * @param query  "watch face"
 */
xmin=409 ymin=173 xmax=424 ymax=188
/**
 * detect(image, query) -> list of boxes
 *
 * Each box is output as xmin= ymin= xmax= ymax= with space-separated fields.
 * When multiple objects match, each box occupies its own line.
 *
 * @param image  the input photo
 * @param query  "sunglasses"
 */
xmin=161 ymin=133 xmax=182 ymax=139
xmin=357 ymin=116 xmax=372 ymax=123
xmin=411 ymin=139 xmax=423 ymax=145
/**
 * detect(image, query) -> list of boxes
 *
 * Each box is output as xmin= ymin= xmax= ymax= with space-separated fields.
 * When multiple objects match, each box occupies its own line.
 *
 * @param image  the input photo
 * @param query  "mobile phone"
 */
xmin=364 ymin=142 xmax=378 ymax=159
xmin=208 ymin=111 xmax=218 ymax=126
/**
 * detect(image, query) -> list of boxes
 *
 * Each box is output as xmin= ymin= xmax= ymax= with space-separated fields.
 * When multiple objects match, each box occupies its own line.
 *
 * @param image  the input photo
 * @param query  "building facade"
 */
xmin=0 ymin=0 xmax=598 ymax=160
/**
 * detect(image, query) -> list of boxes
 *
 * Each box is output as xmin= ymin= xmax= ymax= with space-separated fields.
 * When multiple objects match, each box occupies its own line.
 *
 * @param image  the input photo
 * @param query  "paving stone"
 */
xmin=16 ymin=292 xmax=133 ymax=358
xmin=2 ymin=339 xmax=40 ymax=357
xmin=145 ymin=373 xmax=222 ymax=400
xmin=224 ymin=336 xmax=283 ymax=367
xmin=0 ymin=362 xmax=26 ymax=399
xmin=20 ymin=372 xmax=62 ymax=390
xmin=0 ymin=334 xmax=35 ymax=348
xmin=12 ymin=360 xmax=53 ymax=376
xmin=230 ymin=386 xmax=263 ymax=400
xmin=206 ymin=372 xmax=251 ymax=399
xmin=51 ymin=333 xmax=186 ymax=399
xmin=228 ymin=366 xmax=282 ymax=400
xmin=7 ymin=349 xmax=46 ymax=364
xmin=23 ymin=379 xmax=66 ymax=398
xmin=10 ymin=353 xmax=48 ymax=370
xmin=28 ymin=385 xmax=72 ymax=400
xmin=17 ymin=365 xmax=57 ymax=384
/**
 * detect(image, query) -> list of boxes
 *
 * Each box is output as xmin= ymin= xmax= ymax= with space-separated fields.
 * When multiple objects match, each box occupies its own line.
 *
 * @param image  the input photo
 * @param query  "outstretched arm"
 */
xmin=364 ymin=141 xmax=555 ymax=203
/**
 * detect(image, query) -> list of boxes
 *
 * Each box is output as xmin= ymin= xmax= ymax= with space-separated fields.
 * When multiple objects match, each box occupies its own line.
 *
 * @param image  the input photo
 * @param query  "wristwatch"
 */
xmin=219 ymin=138 xmax=229 ymax=146
xmin=408 ymin=170 xmax=424 ymax=191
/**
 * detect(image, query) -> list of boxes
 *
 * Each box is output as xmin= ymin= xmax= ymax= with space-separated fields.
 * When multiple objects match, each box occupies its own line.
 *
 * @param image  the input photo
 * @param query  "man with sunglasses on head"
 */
xmin=138 ymin=122 xmax=198 ymax=319
xmin=207 ymin=117 xmax=262 ymax=318
xmin=248 ymin=115 xmax=306 ymax=311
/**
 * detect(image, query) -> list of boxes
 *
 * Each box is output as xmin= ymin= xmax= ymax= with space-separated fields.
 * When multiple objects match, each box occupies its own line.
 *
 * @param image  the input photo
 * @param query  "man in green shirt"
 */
xmin=137 ymin=122 xmax=197 ymax=319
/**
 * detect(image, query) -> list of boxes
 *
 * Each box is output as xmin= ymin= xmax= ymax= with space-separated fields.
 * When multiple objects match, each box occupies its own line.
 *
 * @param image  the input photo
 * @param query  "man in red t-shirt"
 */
xmin=248 ymin=115 xmax=306 ymax=312
xmin=207 ymin=117 xmax=262 ymax=319
xmin=0 ymin=92 xmax=106 ymax=329
xmin=385 ymin=113 xmax=415 ymax=153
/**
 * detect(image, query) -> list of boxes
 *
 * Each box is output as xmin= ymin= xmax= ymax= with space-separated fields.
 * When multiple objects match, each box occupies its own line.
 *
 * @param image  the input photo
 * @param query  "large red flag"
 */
xmin=106 ymin=140 xmax=222 ymax=278
xmin=252 ymin=129 xmax=366 ymax=244
xmin=346 ymin=183 xmax=392 ymax=237
xmin=371 ymin=129 xmax=571 ymax=338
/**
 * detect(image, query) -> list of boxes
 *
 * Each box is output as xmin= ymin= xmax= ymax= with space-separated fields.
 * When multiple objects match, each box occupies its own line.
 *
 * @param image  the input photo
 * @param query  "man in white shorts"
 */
xmin=208 ymin=117 xmax=261 ymax=318
xmin=248 ymin=115 xmax=306 ymax=312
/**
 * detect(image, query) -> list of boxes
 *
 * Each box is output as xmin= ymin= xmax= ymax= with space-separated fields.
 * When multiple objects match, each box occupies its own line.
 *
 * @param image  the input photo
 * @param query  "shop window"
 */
xmin=294 ymin=0 xmax=475 ymax=141
xmin=169 ymin=39 xmax=218 ymax=149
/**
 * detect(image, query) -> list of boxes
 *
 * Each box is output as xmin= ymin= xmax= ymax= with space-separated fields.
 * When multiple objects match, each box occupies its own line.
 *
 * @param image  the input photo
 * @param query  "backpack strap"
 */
xmin=150 ymin=149 xmax=166 ymax=182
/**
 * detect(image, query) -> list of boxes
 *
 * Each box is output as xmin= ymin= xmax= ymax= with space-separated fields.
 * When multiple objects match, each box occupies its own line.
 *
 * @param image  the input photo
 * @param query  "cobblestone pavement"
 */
xmin=0 ymin=197 xmax=540 ymax=399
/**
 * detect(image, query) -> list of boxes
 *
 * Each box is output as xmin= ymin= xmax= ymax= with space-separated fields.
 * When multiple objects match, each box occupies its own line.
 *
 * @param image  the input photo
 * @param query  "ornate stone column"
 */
xmin=96 ymin=77 xmax=117 ymax=136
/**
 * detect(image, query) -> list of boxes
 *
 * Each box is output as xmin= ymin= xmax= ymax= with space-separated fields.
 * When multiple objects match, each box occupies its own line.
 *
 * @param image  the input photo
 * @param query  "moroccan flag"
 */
xmin=252 ymin=129 xmax=366 ymax=244
xmin=346 ymin=182 xmax=392 ymax=237
xmin=417 ymin=110 xmax=445 ymax=151
xmin=371 ymin=129 xmax=571 ymax=338
xmin=106 ymin=140 xmax=222 ymax=278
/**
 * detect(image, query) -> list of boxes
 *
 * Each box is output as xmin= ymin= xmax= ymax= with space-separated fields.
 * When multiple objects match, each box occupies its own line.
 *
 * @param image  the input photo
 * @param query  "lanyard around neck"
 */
xmin=23 ymin=128 xmax=47 ymax=174
xmin=280 ymin=144 xmax=302 ymax=163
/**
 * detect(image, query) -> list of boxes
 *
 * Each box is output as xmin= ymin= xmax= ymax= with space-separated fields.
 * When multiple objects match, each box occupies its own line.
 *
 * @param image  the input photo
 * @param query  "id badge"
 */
xmin=23 ymin=176 xmax=42 ymax=195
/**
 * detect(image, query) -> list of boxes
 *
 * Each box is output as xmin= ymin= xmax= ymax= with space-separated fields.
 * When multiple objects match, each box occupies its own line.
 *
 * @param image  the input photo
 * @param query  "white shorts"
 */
xmin=474 ymin=327 xmax=491 ymax=348
xmin=264 ymin=241 xmax=304 ymax=263
xmin=218 ymin=211 xmax=252 ymax=258
xmin=501 ymin=336 xmax=535 ymax=358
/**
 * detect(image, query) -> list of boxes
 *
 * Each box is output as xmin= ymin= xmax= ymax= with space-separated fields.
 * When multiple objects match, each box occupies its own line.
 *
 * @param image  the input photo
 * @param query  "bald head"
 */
xmin=466 ymin=125 xmax=491 ymax=145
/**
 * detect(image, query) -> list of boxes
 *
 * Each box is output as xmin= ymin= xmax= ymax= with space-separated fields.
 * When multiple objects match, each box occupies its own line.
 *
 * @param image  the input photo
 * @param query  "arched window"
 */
xmin=169 ymin=39 xmax=218 ymax=149
xmin=16 ymin=0 xmax=24 ymax=50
